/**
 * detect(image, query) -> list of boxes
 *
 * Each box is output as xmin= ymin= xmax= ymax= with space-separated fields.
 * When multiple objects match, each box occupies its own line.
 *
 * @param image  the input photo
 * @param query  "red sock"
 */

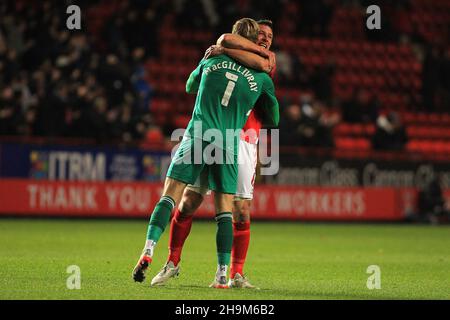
xmin=167 ymin=209 xmax=194 ymax=266
xmin=230 ymin=221 xmax=250 ymax=278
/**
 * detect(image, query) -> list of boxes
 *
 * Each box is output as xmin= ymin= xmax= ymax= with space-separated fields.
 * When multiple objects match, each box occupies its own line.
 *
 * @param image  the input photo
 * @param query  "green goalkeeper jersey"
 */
xmin=185 ymin=54 xmax=279 ymax=155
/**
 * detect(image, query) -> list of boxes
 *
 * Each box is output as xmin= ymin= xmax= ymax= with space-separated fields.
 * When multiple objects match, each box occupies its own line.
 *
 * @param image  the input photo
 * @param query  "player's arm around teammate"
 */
xmin=204 ymin=45 xmax=275 ymax=74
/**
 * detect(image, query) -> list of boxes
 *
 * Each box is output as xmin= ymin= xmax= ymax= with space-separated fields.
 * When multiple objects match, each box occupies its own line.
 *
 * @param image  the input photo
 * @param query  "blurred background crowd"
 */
xmin=0 ymin=0 xmax=449 ymax=152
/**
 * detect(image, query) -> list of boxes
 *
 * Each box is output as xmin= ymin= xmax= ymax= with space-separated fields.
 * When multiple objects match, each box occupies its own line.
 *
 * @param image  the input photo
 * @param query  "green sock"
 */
xmin=215 ymin=212 xmax=233 ymax=266
xmin=146 ymin=196 xmax=175 ymax=242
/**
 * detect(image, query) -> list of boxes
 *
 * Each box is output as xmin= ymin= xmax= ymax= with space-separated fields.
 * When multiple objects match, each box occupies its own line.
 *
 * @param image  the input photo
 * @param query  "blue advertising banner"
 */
xmin=0 ymin=142 xmax=172 ymax=182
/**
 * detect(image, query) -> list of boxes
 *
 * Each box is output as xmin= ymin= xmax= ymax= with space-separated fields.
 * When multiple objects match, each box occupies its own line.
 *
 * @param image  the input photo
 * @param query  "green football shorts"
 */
xmin=167 ymin=136 xmax=238 ymax=194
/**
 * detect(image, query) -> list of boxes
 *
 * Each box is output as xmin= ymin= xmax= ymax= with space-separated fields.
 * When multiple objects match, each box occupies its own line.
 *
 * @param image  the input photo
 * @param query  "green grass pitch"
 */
xmin=0 ymin=218 xmax=449 ymax=300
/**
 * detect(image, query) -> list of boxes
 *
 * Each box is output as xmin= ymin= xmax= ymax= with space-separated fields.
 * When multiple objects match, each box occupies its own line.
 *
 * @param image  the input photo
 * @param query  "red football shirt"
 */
xmin=240 ymin=65 xmax=276 ymax=144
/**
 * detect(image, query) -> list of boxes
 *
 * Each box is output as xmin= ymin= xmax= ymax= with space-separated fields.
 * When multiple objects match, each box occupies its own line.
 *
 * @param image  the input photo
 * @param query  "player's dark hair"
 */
xmin=257 ymin=19 xmax=273 ymax=31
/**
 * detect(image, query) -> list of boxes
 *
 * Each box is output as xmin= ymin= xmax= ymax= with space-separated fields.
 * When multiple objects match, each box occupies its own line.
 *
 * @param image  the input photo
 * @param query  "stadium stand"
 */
xmin=0 ymin=0 xmax=449 ymax=161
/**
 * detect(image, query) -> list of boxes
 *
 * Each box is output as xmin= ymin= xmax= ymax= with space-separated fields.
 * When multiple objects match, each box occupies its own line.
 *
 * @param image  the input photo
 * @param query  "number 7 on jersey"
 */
xmin=221 ymin=72 xmax=238 ymax=107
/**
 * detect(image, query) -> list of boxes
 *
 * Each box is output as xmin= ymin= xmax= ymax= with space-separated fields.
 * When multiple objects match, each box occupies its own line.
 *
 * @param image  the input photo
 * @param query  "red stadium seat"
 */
xmin=145 ymin=128 xmax=164 ymax=144
xmin=335 ymin=137 xmax=371 ymax=151
xmin=334 ymin=123 xmax=352 ymax=136
xmin=173 ymin=115 xmax=191 ymax=129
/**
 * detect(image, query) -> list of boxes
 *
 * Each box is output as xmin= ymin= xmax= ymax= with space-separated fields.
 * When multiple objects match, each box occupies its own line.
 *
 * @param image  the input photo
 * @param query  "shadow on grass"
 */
xmin=149 ymin=284 xmax=424 ymax=300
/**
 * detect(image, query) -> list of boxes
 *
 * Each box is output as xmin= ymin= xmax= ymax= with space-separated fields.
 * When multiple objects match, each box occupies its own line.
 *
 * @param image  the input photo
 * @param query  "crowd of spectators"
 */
xmin=0 ymin=0 xmax=162 ymax=143
xmin=277 ymin=89 xmax=412 ymax=151
xmin=270 ymin=0 xmax=448 ymax=151
xmin=279 ymin=95 xmax=339 ymax=149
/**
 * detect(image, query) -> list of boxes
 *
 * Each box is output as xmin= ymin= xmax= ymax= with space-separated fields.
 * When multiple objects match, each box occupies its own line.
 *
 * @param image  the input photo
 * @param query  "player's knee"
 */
xmin=179 ymin=191 xmax=203 ymax=216
xmin=163 ymin=177 xmax=187 ymax=205
xmin=233 ymin=200 xmax=251 ymax=223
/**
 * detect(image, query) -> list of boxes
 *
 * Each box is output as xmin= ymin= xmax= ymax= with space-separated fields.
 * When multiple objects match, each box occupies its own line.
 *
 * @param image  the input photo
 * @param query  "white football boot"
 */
xmin=228 ymin=273 xmax=260 ymax=289
xmin=150 ymin=261 xmax=180 ymax=286
xmin=209 ymin=275 xmax=229 ymax=289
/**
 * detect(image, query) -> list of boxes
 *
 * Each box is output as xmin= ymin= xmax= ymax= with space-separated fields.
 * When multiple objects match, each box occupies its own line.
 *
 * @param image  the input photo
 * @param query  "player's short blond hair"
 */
xmin=231 ymin=18 xmax=259 ymax=43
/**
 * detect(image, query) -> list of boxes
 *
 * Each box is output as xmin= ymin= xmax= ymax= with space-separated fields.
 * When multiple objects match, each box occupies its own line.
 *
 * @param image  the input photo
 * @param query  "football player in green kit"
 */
xmin=132 ymin=18 xmax=279 ymax=288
